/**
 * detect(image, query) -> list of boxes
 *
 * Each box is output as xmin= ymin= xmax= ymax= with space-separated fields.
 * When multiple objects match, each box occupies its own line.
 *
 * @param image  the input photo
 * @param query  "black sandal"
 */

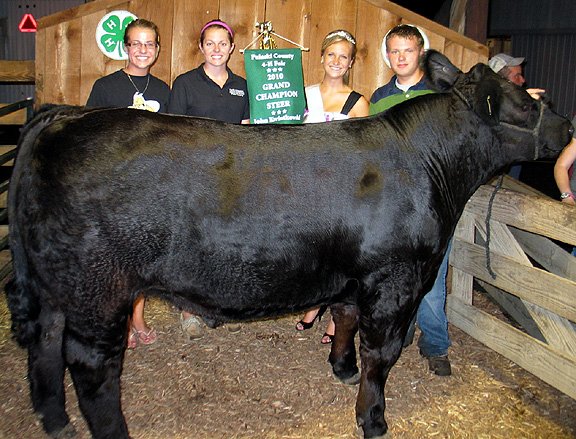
xmin=295 ymin=305 xmax=327 ymax=331
xmin=321 ymin=332 xmax=334 ymax=344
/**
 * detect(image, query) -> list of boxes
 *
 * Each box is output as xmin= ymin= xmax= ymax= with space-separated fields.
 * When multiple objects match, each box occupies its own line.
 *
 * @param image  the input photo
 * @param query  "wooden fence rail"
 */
xmin=448 ymin=176 xmax=576 ymax=399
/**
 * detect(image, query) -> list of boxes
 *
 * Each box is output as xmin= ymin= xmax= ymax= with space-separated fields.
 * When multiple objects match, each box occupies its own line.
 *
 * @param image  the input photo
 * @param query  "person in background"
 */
xmin=488 ymin=53 xmax=546 ymax=179
xmin=167 ymin=19 xmax=249 ymax=123
xmin=369 ymin=24 xmax=451 ymax=376
xmin=86 ymin=18 xmax=171 ymax=349
xmin=554 ymin=116 xmax=576 ymax=205
xmin=168 ymin=19 xmax=249 ymax=340
xmin=296 ymin=30 xmax=368 ymax=344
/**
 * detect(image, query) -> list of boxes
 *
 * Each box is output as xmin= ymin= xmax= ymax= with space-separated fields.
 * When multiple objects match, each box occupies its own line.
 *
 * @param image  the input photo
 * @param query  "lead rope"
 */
xmin=484 ymin=174 xmax=504 ymax=279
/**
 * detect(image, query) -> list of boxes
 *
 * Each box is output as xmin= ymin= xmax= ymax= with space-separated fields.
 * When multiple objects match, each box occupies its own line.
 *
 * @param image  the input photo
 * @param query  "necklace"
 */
xmin=125 ymin=71 xmax=150 ymax=95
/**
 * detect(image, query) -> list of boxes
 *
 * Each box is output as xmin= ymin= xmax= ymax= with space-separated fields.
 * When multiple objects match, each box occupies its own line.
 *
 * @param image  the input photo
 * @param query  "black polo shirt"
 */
xmin=167 ymin=65 xmax=250 ymax=123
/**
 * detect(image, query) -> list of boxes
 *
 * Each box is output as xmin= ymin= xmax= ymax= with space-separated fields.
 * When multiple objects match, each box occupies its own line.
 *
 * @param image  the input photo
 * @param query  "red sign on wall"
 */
xmin=19 ymin=13 xmax=37 ymax=33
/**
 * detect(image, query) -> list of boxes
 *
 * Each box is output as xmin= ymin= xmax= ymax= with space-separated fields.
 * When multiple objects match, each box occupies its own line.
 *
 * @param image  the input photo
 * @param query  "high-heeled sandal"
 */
xmin=321 ymin=332 xmax=334 ymax=344
xmin=295 ymin=305 xmax=328 ymax=331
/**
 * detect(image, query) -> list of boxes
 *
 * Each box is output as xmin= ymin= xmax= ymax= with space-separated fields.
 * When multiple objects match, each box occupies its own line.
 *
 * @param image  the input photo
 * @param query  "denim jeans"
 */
xmin=415 ymin=243 xmax=452 ymax=357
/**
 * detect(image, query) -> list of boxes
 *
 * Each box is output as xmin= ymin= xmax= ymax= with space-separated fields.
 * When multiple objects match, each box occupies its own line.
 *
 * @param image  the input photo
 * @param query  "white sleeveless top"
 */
xmin=303 ymin=84 xmax=350 ymax=124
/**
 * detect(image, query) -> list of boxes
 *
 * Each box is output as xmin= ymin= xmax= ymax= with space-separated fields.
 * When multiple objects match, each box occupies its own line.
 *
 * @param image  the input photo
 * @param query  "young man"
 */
xmin=369 ymin=24 xmax=452 ymax=376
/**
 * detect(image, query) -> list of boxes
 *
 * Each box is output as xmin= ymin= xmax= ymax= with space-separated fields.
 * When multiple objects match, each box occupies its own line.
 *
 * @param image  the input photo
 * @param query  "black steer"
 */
xmin=6 ymin=51 xmax=572 ymax=439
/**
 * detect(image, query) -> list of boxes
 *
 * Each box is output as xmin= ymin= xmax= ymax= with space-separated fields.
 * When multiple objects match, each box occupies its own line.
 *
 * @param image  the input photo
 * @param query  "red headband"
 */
xmin=201 ymin=20 xmax=234 ymax=38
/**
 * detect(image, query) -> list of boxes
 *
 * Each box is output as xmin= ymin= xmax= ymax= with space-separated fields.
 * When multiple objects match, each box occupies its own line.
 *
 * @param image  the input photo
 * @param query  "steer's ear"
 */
xmin=423 ymin=50 xmax=461 ymax=92
xmin=473 ymin=67 xmax=502 ymax=127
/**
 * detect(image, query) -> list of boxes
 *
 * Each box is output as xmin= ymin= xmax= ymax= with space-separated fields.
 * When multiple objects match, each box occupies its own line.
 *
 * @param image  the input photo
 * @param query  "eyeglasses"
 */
xmin=126 ymin=41 xmax=158 ymax=50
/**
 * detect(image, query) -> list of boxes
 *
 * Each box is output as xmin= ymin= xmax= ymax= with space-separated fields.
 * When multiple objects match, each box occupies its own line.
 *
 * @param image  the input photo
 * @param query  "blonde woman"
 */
xmin=297 ymin=30 xmax=369 ymax=343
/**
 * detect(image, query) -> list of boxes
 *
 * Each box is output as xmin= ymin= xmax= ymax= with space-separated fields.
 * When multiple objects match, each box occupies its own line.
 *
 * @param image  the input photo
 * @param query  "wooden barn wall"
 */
xmin=35 ymin=0 xmax=488 ymax=107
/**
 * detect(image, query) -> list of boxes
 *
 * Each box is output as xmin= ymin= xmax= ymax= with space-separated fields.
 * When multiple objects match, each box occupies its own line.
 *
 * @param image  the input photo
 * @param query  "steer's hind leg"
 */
xmin=65 ymin=316 xmax=130 ymax=439
xmin=27 ymin=306 xmax=73 ymax=437
xmin=329 ymin=303 xmax=360 ymax=384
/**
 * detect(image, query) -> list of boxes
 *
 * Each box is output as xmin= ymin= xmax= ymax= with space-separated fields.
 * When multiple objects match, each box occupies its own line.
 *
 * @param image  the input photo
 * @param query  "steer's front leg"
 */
xmin=355 ymin=281 xmax=418 ymax=438
xmin=355 ymin=334 xmax=403 ymax=438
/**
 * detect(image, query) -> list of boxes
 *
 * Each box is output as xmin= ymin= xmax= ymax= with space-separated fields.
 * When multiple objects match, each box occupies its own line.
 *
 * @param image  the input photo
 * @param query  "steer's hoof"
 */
xmin=356 ymin=426 xmax=390 ymax=438
xmin=51 ymin=423 xmax=77 ymax=439
xmin=340 ymin=370 xmax=361 ymax=385
xmin=333 ymin=366 xmax=360 ymax=385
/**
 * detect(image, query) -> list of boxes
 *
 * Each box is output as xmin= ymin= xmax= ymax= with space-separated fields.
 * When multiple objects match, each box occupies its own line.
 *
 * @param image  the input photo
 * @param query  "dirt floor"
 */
xmin=0 ymin=292 xmax=575 ymax=439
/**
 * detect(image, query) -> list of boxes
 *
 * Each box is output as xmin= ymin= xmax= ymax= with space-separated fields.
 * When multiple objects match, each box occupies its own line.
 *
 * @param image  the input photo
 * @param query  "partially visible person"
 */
xmin=86 ymin=19 xmax=169 ymax=113
xmin=488 ymin=53 xmax=545 ymax=100
xmin=168 ymin=19 xmax=248 ymax=340
xmin=488 ymin=53 xmax=545 ymax=179
xmin=167 ymin=19 xmax=249 ymax=123
xmin=86 ymin=18 xmax=171 ymax=349
xmin=554 ymin=116 xmax=576 ymax=205
xmin=296 ymin=29 xmax=369 ymax=343
xmin=369 ymin=24 xmax=451 ymax=376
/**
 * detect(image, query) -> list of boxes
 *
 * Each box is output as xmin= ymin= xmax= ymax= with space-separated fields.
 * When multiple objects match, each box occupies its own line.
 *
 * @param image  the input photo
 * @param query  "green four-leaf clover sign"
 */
xmin=96 ymin=11 xmax=137 ymax=60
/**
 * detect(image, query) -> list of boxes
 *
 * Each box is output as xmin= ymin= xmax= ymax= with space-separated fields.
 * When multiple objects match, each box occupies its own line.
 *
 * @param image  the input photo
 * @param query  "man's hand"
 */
xmin=526 ymin=88 xmax=545 ymax=100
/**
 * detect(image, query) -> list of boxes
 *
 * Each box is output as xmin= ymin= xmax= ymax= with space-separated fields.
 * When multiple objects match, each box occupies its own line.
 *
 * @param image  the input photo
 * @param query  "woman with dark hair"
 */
xmin=86 ymin=18 xmax=170 ymax=113
xmin=168 ymin=20 xmax=249 ymax=340
xmin=86 ymin=18 xmax=171 ymax=349
xmin=167 ymin=19 xmax=249 ymax=123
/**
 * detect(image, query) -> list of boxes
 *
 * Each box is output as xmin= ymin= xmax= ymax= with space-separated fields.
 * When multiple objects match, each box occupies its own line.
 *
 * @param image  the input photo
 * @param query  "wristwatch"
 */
xmin=560 ymin=192 xmax=574 ymax=200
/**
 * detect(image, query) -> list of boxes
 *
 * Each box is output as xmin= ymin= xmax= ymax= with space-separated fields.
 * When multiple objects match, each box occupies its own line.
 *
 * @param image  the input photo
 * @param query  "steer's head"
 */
xmin=423 ymin=50 xmax=573 ymax=162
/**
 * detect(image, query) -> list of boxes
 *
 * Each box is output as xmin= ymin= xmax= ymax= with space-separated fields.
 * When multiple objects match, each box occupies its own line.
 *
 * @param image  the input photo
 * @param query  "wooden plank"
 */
xmin=451 ymin=240 xmax=576 ymax=322
xmin=467 ymin=186 xmax=576 ymax=247
xmin=171 ymin=0 xmax=217 ymax=84
xmin=35 ymin=28 xmax=47 ymax=107
xmin=0 ymin=61 xmax=35 ymax=83
xmin=304 ymin=0 xmax=358 ymax=87
xmin=220 ymin=0 xmax=267 ymax=79
xmin=37 ymin=0 xmax=127 ymax=29
xmin=354 ymin=5 xmax=398 ymax=100
xmin=524 ymin=301 xmax=576 ymax=357
xmin=128 ymin=0 xmax=174 ymax=86
xmin=59 ymin=19 xmax=83 ymax=104
xmin=43 ymin=26 xmax=60 ymax=104
xmin=0 ymin=106 xmax=27 ymax=125
xmin=475 ymin=280 xmax=546 ymax=342
xmin=510 ymin=227 xmax=576 ymax=281
xmin=364 ymin=0 xmax=488 ymax=56
xmin=473 ymin=220 xmax=575 ymax=349
xmin=443 ymin=42 xmax=464 ymax=73
xmin=80 ymin=11 xmax=108 ymax=105
xmin=451 ymin=211 xmax=475 ymax=304
xmin=448 ymin=296 xmax=576 ymax=399
xmin=264 ymin=0 xmax=311 ymax=86
xmin=474 ymin=218 xmax=531 ymax=264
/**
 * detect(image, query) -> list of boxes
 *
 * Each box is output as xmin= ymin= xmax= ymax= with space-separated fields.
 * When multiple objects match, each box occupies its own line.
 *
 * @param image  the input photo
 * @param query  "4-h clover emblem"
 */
xmin=95 ymin=10 xmax=137 ymax=60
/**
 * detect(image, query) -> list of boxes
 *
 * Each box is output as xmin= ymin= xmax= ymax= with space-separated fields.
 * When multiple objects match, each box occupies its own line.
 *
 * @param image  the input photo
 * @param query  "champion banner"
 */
xmin=244 ymin=48 xmax=306 ymax=124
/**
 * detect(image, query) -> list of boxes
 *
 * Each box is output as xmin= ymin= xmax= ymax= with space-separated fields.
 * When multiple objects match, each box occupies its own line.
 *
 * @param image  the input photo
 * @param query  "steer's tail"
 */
xmin=6 ymin=105 xmax=88 ymax=347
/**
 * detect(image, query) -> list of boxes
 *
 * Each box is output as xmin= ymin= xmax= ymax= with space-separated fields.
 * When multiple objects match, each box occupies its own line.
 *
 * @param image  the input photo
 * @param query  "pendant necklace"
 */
xmin=125 ymin=71 xmax=151 ymax=110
